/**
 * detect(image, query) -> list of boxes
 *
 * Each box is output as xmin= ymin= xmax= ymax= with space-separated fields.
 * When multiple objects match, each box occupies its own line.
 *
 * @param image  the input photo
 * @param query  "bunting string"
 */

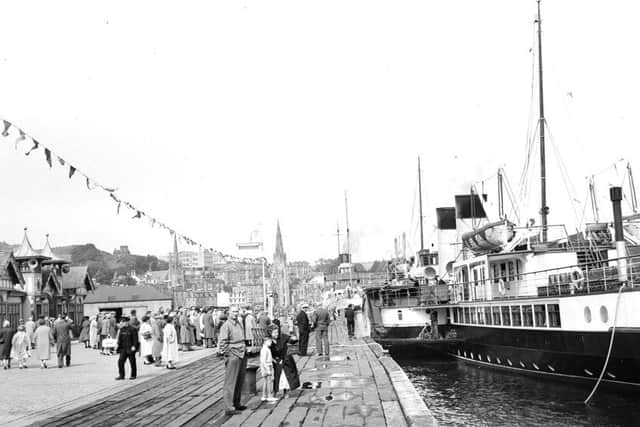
xmin=0 ymin=117 xmax=258 ymax=264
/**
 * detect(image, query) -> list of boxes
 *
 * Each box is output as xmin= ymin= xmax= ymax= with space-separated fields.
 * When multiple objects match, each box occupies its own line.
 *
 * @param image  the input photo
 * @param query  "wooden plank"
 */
xmin=382 ymin=401 xmax=408 ymax=427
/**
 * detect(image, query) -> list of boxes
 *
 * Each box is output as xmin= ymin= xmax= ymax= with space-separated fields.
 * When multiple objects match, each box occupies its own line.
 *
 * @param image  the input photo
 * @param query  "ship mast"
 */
xmin=537 ymin=0 xmax=549 ymax=242
xmin=344 ymin=191 xmax=353 ymax=289
xmin=418 ymin=156 xmax=425 ymax=251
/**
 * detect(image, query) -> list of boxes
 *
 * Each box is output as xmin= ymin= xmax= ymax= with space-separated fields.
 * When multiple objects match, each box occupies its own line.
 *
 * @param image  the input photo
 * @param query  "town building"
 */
xmin=13 ymin=230 xmax=95 ymax=323
xmin=0 ymin=251 xmax=26 ymax=327
xmin=83 ymin=285 xmax=172 ymax=319
xmin=113 ymin=245 xmax=131 ymax=256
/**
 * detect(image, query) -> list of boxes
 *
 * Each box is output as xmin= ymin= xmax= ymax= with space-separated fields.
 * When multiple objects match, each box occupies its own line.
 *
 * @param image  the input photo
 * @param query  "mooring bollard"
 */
xmin=243 ymin=364 xmax=260 ymax=394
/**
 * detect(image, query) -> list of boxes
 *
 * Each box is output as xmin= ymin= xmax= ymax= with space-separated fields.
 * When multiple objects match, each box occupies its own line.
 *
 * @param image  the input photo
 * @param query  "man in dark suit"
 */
xmin=52 ymin=314 xmax=73 ymax=368
xmin=115 ymin=316 xmax=140 ymax=380
xmin=344 ymin=304 xmax=356 ymax=338
xmin=295 ymin=304 xmax=310 ymax=356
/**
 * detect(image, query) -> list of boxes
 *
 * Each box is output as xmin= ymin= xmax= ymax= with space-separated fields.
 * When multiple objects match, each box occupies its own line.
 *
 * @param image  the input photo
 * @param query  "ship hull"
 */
xmin=448 ymin=324 xmax=640 ymax=389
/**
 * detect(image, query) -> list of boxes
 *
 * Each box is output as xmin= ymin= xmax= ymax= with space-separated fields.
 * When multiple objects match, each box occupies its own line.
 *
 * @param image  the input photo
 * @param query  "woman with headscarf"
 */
xmin=162 ymin=316 xmax=179 ymax=369
xmin=79 ymin=316 xmax=91 ymax=348
xmin=11 ymin=325 xmax=31 ymax=368
xmin=152 ymin=314 xmax=164 ymax=366
xmin=33 ymin=318 xmax=52 ymax=368
xmin=179 ymin=310 xmax=193 ymax=351
xmin=0 ymin=319 xmax=14 ymax=370
xmin=269 ymin=322 xmax=300 ymax=397
xmin=139 ymin=316 xmax=154 ymax=365
xmin=89 ymin=316 xmax=99 ymax=349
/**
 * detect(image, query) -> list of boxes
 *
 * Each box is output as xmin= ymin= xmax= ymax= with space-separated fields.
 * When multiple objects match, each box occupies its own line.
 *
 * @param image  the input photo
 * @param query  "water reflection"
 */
xmin=395 ymin=354 xmax=639 ymax=426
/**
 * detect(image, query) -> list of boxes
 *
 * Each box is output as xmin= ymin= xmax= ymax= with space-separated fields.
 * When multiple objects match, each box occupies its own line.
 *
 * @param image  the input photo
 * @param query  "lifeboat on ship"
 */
xmin=462 ymin=219 xmax=516 ymax=255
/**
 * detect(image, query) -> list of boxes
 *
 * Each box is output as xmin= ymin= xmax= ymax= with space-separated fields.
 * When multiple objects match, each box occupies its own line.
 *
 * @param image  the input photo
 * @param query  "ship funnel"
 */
xmin=610 ymin=186 xmax=628 ymax=283
xmin=436 ymin=207 xmax=457 ymax=278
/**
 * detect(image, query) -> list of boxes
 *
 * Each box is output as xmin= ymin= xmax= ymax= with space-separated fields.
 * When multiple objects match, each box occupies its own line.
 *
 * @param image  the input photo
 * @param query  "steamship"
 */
xmin=364 ymin=1 xmax=640 ymax=389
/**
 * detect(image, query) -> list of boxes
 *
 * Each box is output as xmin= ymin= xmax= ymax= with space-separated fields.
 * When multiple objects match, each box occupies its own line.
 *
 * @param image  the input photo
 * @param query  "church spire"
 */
xmin=14 ymin=227 xmax=40 ymax=259
xmin=275 ymin=220 xmax=284 ymax=255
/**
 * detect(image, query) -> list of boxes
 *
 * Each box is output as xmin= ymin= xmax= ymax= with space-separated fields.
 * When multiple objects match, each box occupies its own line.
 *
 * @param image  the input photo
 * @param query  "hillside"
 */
xmin=0 ymin=241 xmax=167 ymax=284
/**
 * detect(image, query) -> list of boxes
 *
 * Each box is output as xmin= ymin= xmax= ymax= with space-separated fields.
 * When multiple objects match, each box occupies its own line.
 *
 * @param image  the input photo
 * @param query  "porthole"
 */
xmin=584 ymin=306 xmax=592 ymax=323
xmin=600 ymin=306 xmax=609 ymax=323
xmin=397 ymin=310 xmax=403 ymax=321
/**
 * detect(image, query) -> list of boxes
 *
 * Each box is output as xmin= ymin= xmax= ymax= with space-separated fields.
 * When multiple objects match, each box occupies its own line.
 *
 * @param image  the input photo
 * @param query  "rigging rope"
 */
xmin=584 ymin=283 xmax=626 ymax=405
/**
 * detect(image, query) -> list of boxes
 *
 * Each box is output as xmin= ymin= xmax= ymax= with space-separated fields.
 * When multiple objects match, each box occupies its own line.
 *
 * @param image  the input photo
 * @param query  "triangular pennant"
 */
xmin=117 ymin=201 xmax=121 ymax=215
xmin=69 ymin=166 xmax=76 ymax=179
xmin=57 ymin=156 xmax=65 ymax=166
xmin=85 ymin=177 xmax=93 ymax=190
xmin=1 ymin=120 xmax=11 ymax=137
xmin=99 ymin=185 xmax=117 ymax=193
xmin=109 ymin=193 xmax=120 ymax=203
xmin=25 ymin=139 xmax=39 ymax=156
xmin=44 ymin=148 xmax=52 ymax=168
xmin=15 ymin=130 xmax=26 ymax=150
xmin=132 ymin=211 xmax=142 ymax=219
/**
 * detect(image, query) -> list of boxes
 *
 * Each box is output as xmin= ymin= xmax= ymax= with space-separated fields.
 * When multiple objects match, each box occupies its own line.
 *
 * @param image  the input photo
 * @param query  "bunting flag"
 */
xmin=1 ymin=117 xmax=238 ymax=264
xmin=1 ymin=120 xmax=10 ymax=137
xmin=44 ymin=148 xmax=52 ymax=168
xmin=25 ymin=139 xmax=39 ymax=155
xmin=15 ymin=130 xmax=26 ymax=150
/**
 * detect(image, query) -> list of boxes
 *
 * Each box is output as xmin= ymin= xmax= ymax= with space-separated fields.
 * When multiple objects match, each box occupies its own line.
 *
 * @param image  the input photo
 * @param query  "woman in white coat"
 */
xmin=89 ymin=316 xmax=99 ymax=349
xmin=161 ymin=316 xmax=178 ymax=369
xmin=33 ymin=319 xmax=51 ymax=369
xmin=139 ymin=316 xmax=154 ymax=364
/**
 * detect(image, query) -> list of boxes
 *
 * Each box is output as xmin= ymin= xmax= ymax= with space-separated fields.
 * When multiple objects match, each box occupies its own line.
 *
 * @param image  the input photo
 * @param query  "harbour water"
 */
xmin=395 ymin=353 xmax=640 ymax=426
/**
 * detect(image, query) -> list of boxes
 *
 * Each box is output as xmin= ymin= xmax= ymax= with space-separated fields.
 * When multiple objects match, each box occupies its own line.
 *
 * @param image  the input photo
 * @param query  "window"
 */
xmin=522 ymin=305 xmax=533 ymax=327
xmin=453 ymin=307 xmax=459 ymax=323
xmin=534 ymin=304 xmax=547 ymax=327
xmin=600 ymin=306 xmax=608 ymax=323
xmin=457 ymin=308 xmax=463 ymax=323
xmin=548 ymin=304 xmax=561 ymax=327
xmin=485 ymin=306 xmax=493 ymax=325
xmin=464 ymin=307 xmax=470 ymax=324
xmin=511 ymin=306 xmax=522 ymax=326
xmin=508 ymin=262 xmax=515 ymax=281
xmin=501 ymin=306 xmax=511 ymax=326
xmin=492 ymin=306 xmax=501 ymax=325
xmin=477 ymin=307 xmax=484 ymax=325
xmin=471 ymin=307 xmax=477 ymax=324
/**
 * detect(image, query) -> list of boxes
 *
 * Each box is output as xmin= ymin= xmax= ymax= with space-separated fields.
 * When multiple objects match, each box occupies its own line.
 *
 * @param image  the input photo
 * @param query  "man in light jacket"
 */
xmin=311 ymin=304 xmax=331 ymax=357
xmin=217 ymin=305 xmax=247 ymax=416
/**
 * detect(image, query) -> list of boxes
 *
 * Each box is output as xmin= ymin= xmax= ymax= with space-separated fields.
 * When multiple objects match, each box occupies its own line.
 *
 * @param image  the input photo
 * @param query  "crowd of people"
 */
xmin=0 ymin=300 xmax=356 ymax=414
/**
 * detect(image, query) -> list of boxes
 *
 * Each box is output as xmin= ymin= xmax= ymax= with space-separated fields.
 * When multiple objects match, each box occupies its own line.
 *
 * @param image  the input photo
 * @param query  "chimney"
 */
xmin=610 ymin=187 xmax=628 ymax=283
xmin=436 ymin=207 xmax=457 ymax=278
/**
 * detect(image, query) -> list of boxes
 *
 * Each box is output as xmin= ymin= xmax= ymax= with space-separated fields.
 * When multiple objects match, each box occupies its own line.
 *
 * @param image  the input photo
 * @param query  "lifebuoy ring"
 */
xmin=498 ymin=279 xmax=506 ymax=296
xmin=570 ymin=268 xmax=584 ymax=291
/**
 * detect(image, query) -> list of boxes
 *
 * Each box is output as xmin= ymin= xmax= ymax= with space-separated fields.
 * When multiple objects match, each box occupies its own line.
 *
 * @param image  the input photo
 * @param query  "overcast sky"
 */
xmin=1 ymin=1 xmax=639 ymax=262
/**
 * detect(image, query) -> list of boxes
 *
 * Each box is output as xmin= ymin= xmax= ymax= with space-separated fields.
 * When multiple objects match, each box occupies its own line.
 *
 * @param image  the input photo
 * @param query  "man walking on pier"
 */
xmin=217 ymin=305 xmax=247 ymax=416
xmin=311 ymin=304 xmax=331 ymax=357
xmin=115 ymin=316 xmax=139 ymax=380
xmin=295 ymin=304 xmax=310 ymax=356
xmin=52 ymin=313 xmax=73 ymax=368
xmin=344 ymin=304 xmax=355 ymax=339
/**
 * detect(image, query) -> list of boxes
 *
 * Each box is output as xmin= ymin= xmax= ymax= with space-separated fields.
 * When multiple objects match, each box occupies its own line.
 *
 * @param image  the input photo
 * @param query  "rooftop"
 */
xmin=85 ymin=285 xmax=172 ymax=304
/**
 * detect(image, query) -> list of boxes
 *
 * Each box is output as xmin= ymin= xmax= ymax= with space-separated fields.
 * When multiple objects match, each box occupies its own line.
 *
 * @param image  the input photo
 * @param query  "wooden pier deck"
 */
xmin=31 ymin=323 xmax=436 ymax=427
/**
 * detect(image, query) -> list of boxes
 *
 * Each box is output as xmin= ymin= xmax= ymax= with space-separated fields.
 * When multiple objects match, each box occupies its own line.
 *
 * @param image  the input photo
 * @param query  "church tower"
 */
xmin=272 ymin=221 xmax=289 ymax=307
xmin=168 ymin=233 xmax=182 ymax=288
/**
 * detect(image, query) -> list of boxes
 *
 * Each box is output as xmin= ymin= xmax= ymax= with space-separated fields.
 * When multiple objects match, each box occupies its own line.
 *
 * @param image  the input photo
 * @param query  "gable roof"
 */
xmin=85 ymin=285 xmax=172 ymax=304
xmin=62 ymin=266 xmax=96 ymax=291
xmin=41 ymin=270 xmax=62 ymax=294
xmin=0 ymin=251 xmax=24 ymax=284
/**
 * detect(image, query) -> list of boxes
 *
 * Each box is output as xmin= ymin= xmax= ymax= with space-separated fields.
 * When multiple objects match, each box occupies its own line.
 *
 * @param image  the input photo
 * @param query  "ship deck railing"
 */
xmin=450 ymin=254 xmax=640 ymax=302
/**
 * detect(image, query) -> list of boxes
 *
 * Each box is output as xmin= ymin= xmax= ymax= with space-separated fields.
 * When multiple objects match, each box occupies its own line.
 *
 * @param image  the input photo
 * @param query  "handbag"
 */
xmin=142 ymin=331 xmax=153 ymax=340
